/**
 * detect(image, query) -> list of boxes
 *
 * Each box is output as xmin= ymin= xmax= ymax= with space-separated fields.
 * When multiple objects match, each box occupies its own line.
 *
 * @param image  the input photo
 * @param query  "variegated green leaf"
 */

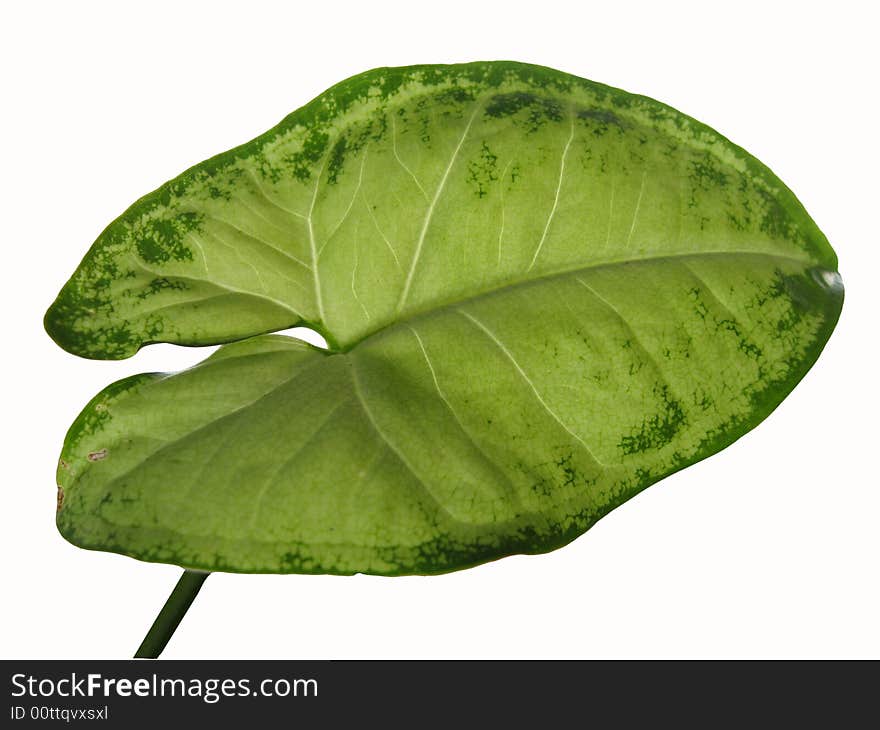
xmin=49 ymin=62 xmax=843 ymax=575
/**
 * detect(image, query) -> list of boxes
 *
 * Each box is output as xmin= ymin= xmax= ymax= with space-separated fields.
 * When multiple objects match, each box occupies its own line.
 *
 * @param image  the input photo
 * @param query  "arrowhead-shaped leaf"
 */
xmin=49 ymin=62 xmax=843 ymax=575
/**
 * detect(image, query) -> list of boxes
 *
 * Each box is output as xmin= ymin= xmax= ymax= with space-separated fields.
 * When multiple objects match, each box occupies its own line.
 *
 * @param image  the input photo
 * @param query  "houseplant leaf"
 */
xmin=47 ymin=62 xmax=842 ymax=651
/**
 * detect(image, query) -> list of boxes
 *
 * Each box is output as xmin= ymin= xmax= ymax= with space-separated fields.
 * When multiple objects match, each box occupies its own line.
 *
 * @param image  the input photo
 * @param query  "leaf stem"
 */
xmin=134 ymin=570 xmax=210 ymax=658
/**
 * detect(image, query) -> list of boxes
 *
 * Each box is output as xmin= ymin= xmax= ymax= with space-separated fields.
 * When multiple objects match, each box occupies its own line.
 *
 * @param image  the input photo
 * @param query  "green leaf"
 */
xmin=49 ymin=62 xmax=843 ymax=575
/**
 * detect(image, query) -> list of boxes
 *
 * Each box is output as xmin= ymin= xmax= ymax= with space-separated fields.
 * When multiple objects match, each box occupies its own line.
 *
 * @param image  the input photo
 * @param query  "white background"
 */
xmin=2 ymin=0 xmax=877 ymax=659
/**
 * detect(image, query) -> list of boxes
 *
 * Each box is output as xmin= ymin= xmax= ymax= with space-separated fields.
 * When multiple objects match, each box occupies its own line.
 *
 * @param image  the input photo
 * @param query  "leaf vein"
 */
xmin=131 ymin=256 xmax=306 ymax=320
xmin=205 ymin=215 xmax=311 ymax=270
xmin=361 ymin=192 xmax=402 ymax=269
xmin=95 ymin=357 xmax=327 ymax=500
xmin=408 ymin=325 xmax=523 ymax=510
xmin=349 ymin=358 xmax=461 ymax=525
xmin=247 ymin=397 xmax=353 ymax=529
xmin=456 ymin=308 xmax=605 ymax=468
xmin=392 ymin=114 xmax=429 ymax=201
xmin=396 ymin=104 xmax=481 ymax=313
xmin=244 ymin=167 xmax=308 ymax=220
xmin=528 ymin=113 xmax=575 ymax=271
xmin=318 ymin=150 xmax=368 ymax=258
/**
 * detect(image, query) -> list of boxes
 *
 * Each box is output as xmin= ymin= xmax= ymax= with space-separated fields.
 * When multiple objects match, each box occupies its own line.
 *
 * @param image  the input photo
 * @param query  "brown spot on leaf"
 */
xmin=59 ymin=458 xmax=69 ymax=471
xmin=56 ymin=485 xmax=64 ymax=512
xmin=87 ymin=449 xmax=108 ymax=462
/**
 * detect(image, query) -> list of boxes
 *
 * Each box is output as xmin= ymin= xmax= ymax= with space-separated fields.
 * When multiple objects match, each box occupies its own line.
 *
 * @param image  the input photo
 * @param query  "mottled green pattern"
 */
xmin=49 ymin=62 xmax=843 ymax=575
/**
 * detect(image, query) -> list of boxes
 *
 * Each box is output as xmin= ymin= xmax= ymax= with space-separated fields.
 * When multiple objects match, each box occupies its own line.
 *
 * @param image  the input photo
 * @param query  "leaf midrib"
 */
xmin=340 ymin=248 xmax=821 ymax=354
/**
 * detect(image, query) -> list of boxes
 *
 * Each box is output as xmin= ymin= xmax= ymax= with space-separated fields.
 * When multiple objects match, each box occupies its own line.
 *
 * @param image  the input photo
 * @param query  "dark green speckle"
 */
xmin=134 ymin=212 xmax=201 ymax=265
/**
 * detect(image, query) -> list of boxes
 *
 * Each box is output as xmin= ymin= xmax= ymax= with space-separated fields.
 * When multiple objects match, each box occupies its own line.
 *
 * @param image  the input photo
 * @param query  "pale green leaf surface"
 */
xmin=49 ymin=62 xmax=843 ymax=574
